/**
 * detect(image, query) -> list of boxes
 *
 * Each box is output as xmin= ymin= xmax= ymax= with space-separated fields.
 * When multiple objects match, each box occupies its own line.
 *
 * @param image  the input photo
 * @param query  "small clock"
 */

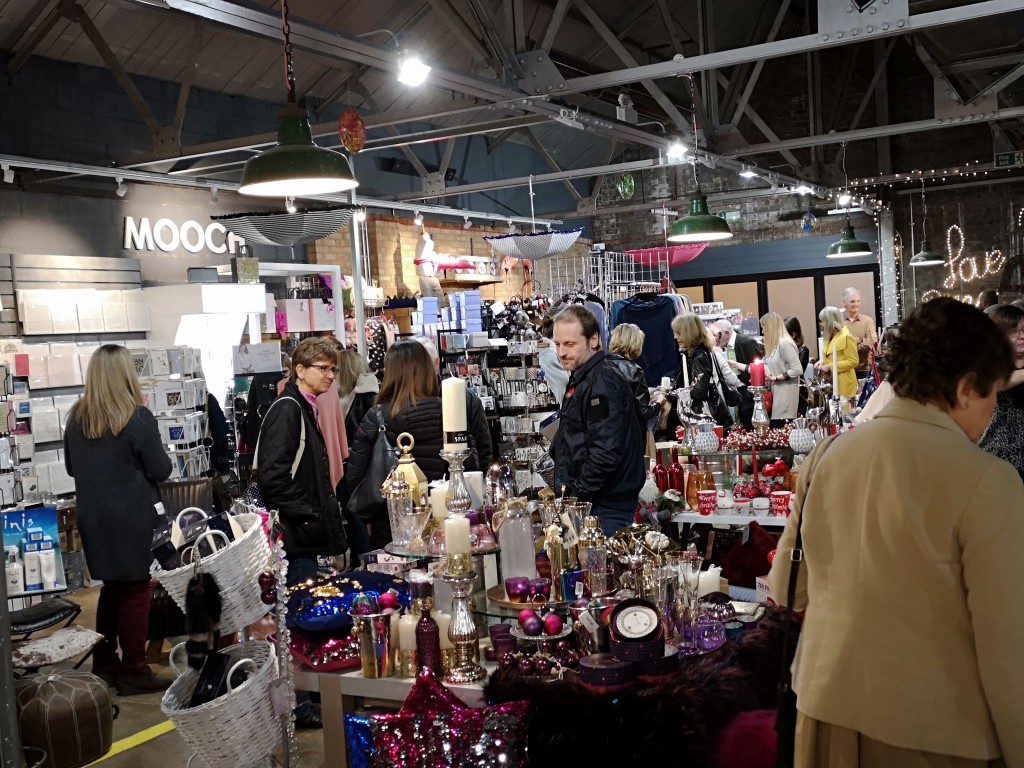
xmin=609 ymin=599 xmax=662 ymax=643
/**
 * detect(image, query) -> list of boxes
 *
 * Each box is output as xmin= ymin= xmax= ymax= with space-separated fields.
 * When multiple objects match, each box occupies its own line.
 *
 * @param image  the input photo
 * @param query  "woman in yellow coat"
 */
xmin=814 ymin=306 xmax=859 ymax=398
xmin=769 ymin=297 xmax=1024 ymax=767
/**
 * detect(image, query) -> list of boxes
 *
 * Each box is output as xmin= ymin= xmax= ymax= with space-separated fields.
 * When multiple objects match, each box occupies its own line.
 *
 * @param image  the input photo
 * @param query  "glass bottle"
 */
xmin=498 ymin=499 xmax=538 ymax=579
xmin=669 ymin=447 xmax=686 ymax=493
xmin=415 ymin=607 xmax=443 ymax=678
xmin=467 ymin=511 xmax=496 ymax=552
xmin=685 ymin=457 xmax=715 ymax=510
xmin=653 ymin=450 xmax=669 ymax=492
xmin=578 ymin=516 xmax=608 ymax=597
xmin=384 ymin=469 xmax=413 ymax=548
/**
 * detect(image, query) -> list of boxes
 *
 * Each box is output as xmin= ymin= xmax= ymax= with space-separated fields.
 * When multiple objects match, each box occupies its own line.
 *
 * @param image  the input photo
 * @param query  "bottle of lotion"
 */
xmin=22 ymin=541 xmax=42 ymax=591
xmin=5 ymin=547 xmax=24 ymax=594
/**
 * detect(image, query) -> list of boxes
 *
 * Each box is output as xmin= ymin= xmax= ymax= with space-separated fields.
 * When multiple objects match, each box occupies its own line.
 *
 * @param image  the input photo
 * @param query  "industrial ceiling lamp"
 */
xmin=910 ymin=179 xmax=944 ymax=267
xmin=668 ymin=76 xmax=733 ymax=244
xmin=239 ymin=0 xmax=358 ymax=197
xmin=827 ymin=142 xmax=871 ymax=258
xmin=397 ymin=51 xmax=431 ymax=86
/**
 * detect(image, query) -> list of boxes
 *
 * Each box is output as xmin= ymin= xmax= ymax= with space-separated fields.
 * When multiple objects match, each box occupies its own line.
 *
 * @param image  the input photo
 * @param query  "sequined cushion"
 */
xmin=287 ymin=628 xmax=361 ymax=672
xmin=285 ymin=572 xmax=410 ymax=633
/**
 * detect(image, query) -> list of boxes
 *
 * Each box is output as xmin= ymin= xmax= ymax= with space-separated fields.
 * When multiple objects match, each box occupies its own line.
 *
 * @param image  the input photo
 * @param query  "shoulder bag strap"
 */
xmin=252 ymin=396 xmax=305 ymax=479
xmin=777 ymin=435 xmax=839 ymax=700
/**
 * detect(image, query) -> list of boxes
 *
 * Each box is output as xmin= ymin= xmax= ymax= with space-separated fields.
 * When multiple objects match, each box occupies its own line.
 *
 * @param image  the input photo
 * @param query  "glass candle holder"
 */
xmin=528 ymin=577 xmax=552 ymax=603
xmin=504 ymin=576 xmax=530 ymax=603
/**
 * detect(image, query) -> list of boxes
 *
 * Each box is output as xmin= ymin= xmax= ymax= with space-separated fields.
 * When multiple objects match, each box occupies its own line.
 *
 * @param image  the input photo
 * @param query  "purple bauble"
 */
xmin=533 ymin=656 xmax=552 ymax=676
xmin=517 ymin=656 xmax=535 ymax=675
xmin=499 ymin=652 xmax=517 ymax=672
xmin=522 ymin=615 xmax=543 ymax=637
xmin=562 ymin=650 xmax=580 ymax=668
xmin=258 ymin=572 xmax=275 ymax=590
xmin=260 ymin=588 xmax=276 ymax=605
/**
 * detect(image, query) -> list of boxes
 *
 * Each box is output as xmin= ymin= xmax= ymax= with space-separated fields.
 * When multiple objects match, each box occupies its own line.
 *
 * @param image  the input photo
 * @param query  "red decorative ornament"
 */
xmin=338 ymin=108 xmax=366 ymax=153
xmin=258 ymin=571 xmax=275 ymax=590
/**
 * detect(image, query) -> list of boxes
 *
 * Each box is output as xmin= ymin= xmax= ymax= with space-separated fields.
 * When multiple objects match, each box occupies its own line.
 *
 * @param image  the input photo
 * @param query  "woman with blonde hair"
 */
xmin=608 ymin=323 xmax=666 ymax=454
xmin=761 ymin=312 xmax=804 ymax=425
xmin=337 ymin=348 xmax=378 ymax=444
xmin=815 ymin=306 xmax=859 ymax=398
xmin=64 ymin=345 xmax=173 ymax=694
xmin=670 ymin=313 xmax=742 ymax=428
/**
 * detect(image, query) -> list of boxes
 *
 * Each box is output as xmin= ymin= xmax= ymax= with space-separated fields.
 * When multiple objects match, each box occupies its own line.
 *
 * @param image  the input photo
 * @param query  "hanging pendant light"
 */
xmin=827 ymin=142 xmax=870 ymax=257
xmin=667 ymin=194 xmax=733 ymax=242
xmin=239 ymin=0 xmax=357 ymax=197
xmin=667 ymin=75 xmax=732 ymax=244
xmin=827 ymin=217 xmax=873 ymax=257
xmin=909 ymin=179 xmax=944 ymax=267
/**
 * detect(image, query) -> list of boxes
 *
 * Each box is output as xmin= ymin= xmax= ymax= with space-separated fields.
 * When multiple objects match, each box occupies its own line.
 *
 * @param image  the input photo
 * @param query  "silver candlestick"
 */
xmin=440 ymin=449 xmax=472 ymax=514
xmin=440 ymin=569 xmax=486 ymax=684
xmin=749 ymin=385 xmax=770 ymax=436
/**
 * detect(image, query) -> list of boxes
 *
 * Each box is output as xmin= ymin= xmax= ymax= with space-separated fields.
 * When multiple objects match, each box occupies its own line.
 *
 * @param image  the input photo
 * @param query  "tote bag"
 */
xmin=344 ymin=405 xmax=398 ymax=522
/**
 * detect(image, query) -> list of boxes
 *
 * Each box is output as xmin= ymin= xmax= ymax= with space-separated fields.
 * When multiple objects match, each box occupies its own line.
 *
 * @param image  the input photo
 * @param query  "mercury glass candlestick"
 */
xmin=440 ymin=449 xmax=472 ymax=514
xmin=749 ymin=385 xmax=770 ymax=436
xmin=440 ymin=569 xmax=487 ymax=684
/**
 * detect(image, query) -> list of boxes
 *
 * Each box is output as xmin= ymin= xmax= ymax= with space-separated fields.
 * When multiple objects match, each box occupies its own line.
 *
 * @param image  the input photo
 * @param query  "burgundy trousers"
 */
xmin=93 ymin=579 xmax=152 ymax=673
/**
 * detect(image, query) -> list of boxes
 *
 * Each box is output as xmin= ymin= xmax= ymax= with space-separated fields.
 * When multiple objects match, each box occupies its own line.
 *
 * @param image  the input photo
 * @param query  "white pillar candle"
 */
xmin=430 ymin=485 xmax=449 ymax=520
xmin=390 ymin=611 xmax=401 ymax=649
xmin=399 ymin=614 xmax=418 ymax=650
xmin=444 ymin=515 xmax=471 ymax=554
xmin=441 ymin=377 xmax=468 ymax=451
xmin=682 ymin=353 xmax=690 ymax=388
xmin=831 ymin=342 xmax=839 ymax=395
xmin=817 ymin=336 xmax=825 ymax=361
xmin=435 ymin=610 xmax=454 ymax=649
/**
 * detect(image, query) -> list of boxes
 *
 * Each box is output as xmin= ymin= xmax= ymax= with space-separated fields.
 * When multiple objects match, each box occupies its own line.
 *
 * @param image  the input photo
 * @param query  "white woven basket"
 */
xmin=151 ymin=512 xmax=270 ymax=634
xmin=161 ymin=641 xmax=280 ymax=768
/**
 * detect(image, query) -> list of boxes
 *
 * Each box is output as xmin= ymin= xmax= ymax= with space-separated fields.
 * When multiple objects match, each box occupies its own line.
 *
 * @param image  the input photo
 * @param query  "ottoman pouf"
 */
xmin=15 ymin=671 xmax=114 ymax=768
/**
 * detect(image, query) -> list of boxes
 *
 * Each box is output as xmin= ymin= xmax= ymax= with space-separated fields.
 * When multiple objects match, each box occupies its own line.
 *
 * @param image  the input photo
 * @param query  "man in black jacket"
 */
xmin=550 ymin=305 xmax=645 ymax=535
xmin=713 ymin=320 xmax=763 ymax=430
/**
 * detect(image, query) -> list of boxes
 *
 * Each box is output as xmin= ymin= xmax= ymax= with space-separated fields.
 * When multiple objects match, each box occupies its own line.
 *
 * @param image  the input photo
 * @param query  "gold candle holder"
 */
xmin=445 ymin=552 xmax=473 ymax=577
xmin=441 ymin=648 xmax=458 ymax=676
xmin=440 ymin=570 xmax=487 ymax=684
xmin=396 ymin=649 xmax=418 ymax=677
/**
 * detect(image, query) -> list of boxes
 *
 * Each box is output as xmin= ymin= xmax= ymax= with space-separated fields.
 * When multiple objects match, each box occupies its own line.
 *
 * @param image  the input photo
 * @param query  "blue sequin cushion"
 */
xmin=285 ymin=572 xmax=411 ymax=632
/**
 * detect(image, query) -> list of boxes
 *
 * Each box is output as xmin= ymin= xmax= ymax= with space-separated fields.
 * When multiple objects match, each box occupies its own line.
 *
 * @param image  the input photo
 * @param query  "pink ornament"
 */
xmin=542 ymin=614 xmax=564 ymax=636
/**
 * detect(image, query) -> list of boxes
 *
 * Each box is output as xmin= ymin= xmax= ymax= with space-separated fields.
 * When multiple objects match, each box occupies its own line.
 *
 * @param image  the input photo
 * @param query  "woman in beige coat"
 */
xmin=769 ymin=297 xmax=1024 ymax=768
xmin=761 ymin=311 xmax=803 ymax=424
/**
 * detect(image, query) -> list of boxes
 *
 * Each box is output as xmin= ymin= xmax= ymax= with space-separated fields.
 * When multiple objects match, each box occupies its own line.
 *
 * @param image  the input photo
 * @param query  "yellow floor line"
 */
xmin=83 ymin=720 xmax=177 ymax=766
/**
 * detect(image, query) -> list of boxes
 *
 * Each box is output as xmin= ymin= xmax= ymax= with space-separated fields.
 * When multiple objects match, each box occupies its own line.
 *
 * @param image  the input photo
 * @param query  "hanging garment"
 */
xmin=614 ymin=295 xmax=679 ymax=385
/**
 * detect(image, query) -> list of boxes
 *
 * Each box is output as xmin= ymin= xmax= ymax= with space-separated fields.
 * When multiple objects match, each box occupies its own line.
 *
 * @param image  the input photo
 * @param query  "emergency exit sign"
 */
xmin=994 ymin=151 xmax=1024 ymax=168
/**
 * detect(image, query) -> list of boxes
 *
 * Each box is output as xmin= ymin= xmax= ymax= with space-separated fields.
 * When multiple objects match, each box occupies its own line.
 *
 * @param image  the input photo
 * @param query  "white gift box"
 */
xmin=48 ymin=462 xmax=75 ymax=495
xmin=101 ymin=303 xmax=128 ymax=332
xmin=76 ymin=300 xmax=105 ymax=333
xmin=50 ymin=304 xmax=80 ymax=334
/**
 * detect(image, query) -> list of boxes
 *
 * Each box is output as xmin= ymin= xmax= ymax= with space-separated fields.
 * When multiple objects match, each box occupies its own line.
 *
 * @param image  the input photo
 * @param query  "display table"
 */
xmin=671 ymin=512 xmax=787 ymax=527
xmin=293 ymin=660 xmax=493 ymax=768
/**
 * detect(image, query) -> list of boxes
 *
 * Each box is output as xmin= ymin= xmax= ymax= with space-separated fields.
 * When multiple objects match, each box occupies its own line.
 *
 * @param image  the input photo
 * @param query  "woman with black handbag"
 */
xmin=343 ymin=340 xmax=483 ymax=550
xmin=768 ymin=297 xmax=1024 ymax=767
xmin=670 ymin=313 xmax=742 ymax=429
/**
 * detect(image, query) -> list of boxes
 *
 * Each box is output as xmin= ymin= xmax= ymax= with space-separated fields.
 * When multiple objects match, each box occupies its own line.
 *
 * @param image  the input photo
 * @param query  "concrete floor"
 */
xmin=21 ymin=586 xmax=327 ymax=768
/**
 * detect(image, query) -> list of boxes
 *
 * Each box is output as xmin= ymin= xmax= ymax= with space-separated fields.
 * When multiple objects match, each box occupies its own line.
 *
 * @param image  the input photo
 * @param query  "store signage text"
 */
xmin=123 ymin=217 xmax=245 ymax=255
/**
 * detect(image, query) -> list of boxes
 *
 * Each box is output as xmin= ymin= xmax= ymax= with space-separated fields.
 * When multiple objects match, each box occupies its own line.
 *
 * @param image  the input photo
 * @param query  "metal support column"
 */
xmin=0 ymin=570 xmax=22 ymax=768
xmin=348 ymin=189 xmax=367 ymax=357
xmin=879 ymin=208 xmax=899 ymax=326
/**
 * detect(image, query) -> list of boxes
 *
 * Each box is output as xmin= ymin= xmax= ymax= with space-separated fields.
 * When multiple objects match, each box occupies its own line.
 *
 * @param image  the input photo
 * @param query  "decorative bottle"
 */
xmin=384 ymin=469 xmax=414 ymax=548
xmin=498 ymin=498 xmax=538 ymax=580
xmin=653 ymin=450 xmax=669 ymax=492
xmin=415 ymin=607 xmax=443 ymax=678
xmin=467 ymin=511 xmax=496 ymax=552
xmin=669 ymin=447 xmax=686 ymax=493
xmin=578 ymin=516 xmax=608 ymax=597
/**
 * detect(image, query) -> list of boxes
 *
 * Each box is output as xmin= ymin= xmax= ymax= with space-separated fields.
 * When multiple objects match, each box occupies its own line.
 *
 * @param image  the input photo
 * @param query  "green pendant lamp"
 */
xmin=239 ymin=3 xmax=357 ymax=197
xmin=826 ymin=217 xmax=873 ymax=257
xmin=667 ymin=192 xmax=733 ymax=242
xmin=909 ymin=181 xmax=944 ymax=267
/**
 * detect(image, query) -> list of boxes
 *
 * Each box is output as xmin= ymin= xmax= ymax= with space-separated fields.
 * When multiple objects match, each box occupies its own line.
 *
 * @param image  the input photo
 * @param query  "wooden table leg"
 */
xmin=318 ymin=673 xmax=349 ymax=768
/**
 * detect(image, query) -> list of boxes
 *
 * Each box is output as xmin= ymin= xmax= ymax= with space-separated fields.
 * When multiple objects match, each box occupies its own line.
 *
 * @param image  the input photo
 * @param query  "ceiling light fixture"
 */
xmin=666 ymin=138 xmax=687 ymax=162
xmin=210 ymin=186 xmax=219 ymax=204
xmin=239 ymin=1 xmax=358 ymax=197
xmin=1 ymin=163 xmax=13 ymax=184
xmin=463 ymin=215 xmax=472 ymax=230
xmin=115 ymin=177 xmax=127 ymax=197
xmin=739 ymin=164 xmax=758 ymax=179
xmin=838 ymin=192 xmax=852 ymax=206
xmin=668 ymin=77 xmax=732 ymax=244
xmin=397 ymin=51 xmax=431 ymax=86
xmin=414 ymin=211 xmax=423 ymax=226
xmin=827 ymin=143 xmax=872 ymax=258
xmin=285 ymin=196 xmax=297 ymax=213
xmin=910 ymin=179 xmax=944 ymax=267
xmin=792 ymin=184 xmax=815 ymax=195
xmin=355 ymin=208 xmax=366 ymax=222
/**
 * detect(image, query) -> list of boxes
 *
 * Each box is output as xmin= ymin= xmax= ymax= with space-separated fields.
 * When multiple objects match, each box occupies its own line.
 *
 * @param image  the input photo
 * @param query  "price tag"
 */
xmin=578 ymin=609 xmax=600 ymax=634
xmin=575 ymin=580 xmax=584 ymax=598
xmin=563 ymin=527 xmax=579 ymax=549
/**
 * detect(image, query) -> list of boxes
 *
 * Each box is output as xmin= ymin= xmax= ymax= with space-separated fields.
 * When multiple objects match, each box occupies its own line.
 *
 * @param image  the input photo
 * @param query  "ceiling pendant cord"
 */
xmin=281 ymin=0 xmax=297 ymax=104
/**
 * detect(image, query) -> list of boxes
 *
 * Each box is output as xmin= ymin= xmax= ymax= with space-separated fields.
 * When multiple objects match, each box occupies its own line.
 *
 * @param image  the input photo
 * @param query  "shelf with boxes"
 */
xmin=17 ymin=287 xmax=152 ymax=336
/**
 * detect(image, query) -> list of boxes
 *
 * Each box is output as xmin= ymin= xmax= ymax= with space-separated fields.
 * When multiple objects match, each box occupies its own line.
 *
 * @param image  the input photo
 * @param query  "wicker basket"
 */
xmin=161 ymin=641 xmax=280 ymax=768
xmin=151 ymin=512 xmax=270 ymax=634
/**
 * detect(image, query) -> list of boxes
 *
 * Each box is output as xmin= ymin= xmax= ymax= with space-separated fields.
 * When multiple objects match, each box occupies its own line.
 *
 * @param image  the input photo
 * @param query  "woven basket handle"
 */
xmin=174 ymin=507 xmax=208 ymax=528
xmin=226 ymin=658 xmax=259 ymax=692
xmin=169 ymin=642 xmax=188 ymax=677
xmin=181 ymin=529 xmax=231 ymax=568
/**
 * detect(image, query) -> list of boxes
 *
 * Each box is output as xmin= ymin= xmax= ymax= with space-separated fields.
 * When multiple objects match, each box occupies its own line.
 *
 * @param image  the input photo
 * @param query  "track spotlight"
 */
xmin=285 ymin=196 xmax=297 ymax=213
xmin=115 ymin=177 xmax=127 ymax=197
xmin=1 ymin=164 xmax=13 ymax=184
xmin=463 ymin=216 xmax=472 ymax=230
xmin=414 ymin=211 xmax=423 ymax=225
xmin=355 ymin=208 xmax=367 ymax=222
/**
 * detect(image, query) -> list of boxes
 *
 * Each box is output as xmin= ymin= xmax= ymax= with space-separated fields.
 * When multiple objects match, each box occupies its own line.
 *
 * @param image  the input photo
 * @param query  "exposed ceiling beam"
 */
xmin=588 ymin=138 xmax=619 ymax=198
xmin=6 ymin=0 xmax=63 ymax=76
xmin=487 ymin=128 xmax=520 ymax=155
xmin=424 ymin=0 xmax=497 ymax=71
xmin=540 ymin=0 xmax=571 ymax=52
xmin=2 ymin=0 xmax=55 ymax=59
xmin=559 ymin=0 xmax=1024 ymax=95
xmin=833 ymin=36 xmax=898 ymax=153
xmin=465 ymin=0 xmax=524 ymax=79
xmin=968 ymin=61 xmax=1024 ymax=103
xmin=729 ymin=0 xmax=791 ymax=127
xmin=713 ymin=70 xmax=803 ymax=172
xmin=942 ymin=51 xmax=1024 ymax=74
xmin=362 ymin=115 xmax=548 ymax=151
xmin=910 ymin=35 xmax=969 ymax=105
xmin=524 ymin=128 xmax=584 ymax=201
xmin=723 ymin=105 xmax=1024 ymax=156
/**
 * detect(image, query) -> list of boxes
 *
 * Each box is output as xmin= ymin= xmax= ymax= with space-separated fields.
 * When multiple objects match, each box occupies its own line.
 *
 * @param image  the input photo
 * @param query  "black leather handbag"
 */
xmin=344 ymin=406 xmax=398 ymax=522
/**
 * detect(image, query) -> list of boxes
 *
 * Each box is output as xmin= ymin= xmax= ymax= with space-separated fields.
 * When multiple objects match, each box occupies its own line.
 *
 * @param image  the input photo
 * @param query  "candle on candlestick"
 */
xmin=399 ymin=614 xmax=418 ymax=650
xmin=831 ymin=343 xmax=839 ymax=395
xmin=817 ymin=336 xmax=825 ymax=362
xmin=444 ymin=515 xmax=471 ymax=555
xmin=441 ymin=377 xmax=469 ymax=452
xmin=435 ymin=610 xmax=454 ymax=649
xmin=390 ymin=611 xmax=401 ymax=649
xmin=682 ymin=352 xmax=690 ymax=388
xmin=749 ymin=359 xmax=765 ymax=388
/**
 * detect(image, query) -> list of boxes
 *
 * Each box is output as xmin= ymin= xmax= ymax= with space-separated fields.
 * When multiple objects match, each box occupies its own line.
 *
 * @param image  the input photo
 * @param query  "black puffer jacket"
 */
xmin=256 ymin=381 xmax=347 ymax=557
xmin=551 ymin=351 xmax=645 ymax=511
xmin=606 ymin=353 xmax=660 ymax=429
